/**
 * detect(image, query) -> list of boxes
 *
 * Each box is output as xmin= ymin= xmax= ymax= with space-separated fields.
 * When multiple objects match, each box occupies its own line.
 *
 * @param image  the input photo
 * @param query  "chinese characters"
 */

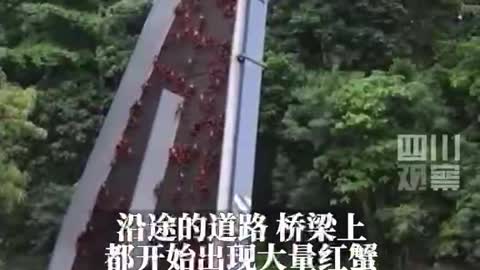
xmin=105 ymin=212 xmax=377 ymax=270
xmin=397 ymin=134 xmax=461 ymax=191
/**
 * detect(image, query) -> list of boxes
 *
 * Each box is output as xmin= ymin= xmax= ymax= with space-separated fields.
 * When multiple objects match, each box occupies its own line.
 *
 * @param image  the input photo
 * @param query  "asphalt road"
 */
xmin=66 ymin=0 xmax=235 ymax=269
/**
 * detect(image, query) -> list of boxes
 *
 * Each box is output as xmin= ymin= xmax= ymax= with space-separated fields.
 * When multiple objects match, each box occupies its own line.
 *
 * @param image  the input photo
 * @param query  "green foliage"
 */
xmin=268 ymin=0 xmax=460 ymax=70
xmin=0 ymin=0 xmax=151 ymax=265
xmin=0 ymin=73 xmax=45 ymax=268
xmin=0 ymin=78 xmax=45 ymax=212
xmin=423 ymin=36 xmax=480 ymax=263
xmin=377 ymin=204 xmax=430 ymax=244
xmin=265 ymin=1 xmax=480 ymax=268
xmin=437 ymin=175 xmax=480 ymax=262
xmin=26 ymin=183 xmax=73 ymax=253
xmin=0 ymin=0 xmax=479 ymax=269
xmin=260 ymin=51 xmax=305 ymax=135
xmin=0 ymin=0 xmax=151 ymax=189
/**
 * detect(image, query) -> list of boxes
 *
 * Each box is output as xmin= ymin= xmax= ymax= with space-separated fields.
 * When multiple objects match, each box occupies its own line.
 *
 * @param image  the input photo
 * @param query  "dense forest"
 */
xmin=1 ymin=0 xmax=480 ymax=269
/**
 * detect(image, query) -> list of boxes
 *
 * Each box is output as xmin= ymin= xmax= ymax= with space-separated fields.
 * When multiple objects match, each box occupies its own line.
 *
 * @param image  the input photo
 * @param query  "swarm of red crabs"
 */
xmin=115 ymin=0 xmax=230 ymax=203
xmin=76 ymin=0 xmax=233 ymax=258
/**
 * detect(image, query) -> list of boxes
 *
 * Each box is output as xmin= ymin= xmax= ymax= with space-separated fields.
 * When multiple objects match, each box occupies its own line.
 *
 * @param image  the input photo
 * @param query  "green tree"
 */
xmin=0 ymin=0 xmax=151 ymax=265
xmin=0 ymin=70 xmax=45 ymax=211
xmin=431 ymin=36 xmax=480 ymax=263
xmin=0 ymin=69 xmax=46 ymax=266
xmin=267 ymin=0 xmax=460 ymax=70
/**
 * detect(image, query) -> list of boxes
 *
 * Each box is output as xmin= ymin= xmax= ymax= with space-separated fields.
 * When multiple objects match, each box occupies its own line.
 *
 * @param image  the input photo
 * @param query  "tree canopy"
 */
xmin=1 ymin=0 xmax=480 ymax=269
